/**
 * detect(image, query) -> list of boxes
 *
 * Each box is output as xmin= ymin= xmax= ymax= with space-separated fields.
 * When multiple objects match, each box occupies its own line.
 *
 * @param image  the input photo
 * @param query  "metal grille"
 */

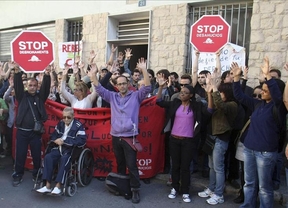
xmin=117 ymin=19 xmax=149 ymax=41
xmin=186 ymin=2 xmax=253 ymax=73
xmin=68 ymin=20 xmax=83 ymax=42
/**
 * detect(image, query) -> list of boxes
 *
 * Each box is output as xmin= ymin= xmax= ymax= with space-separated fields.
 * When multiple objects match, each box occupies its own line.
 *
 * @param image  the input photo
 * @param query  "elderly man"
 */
xmin=36 ymin=107 xmax=86 ymax=195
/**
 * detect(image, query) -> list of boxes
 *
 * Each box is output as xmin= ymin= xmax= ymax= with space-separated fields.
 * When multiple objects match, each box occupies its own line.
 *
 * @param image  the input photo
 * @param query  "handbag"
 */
xmin=28 ymin=100 xmax=45 ymax=134
xmin=202 ymin=134 xmax=215 ymax=155
xmin=121 ymin=137 xmax=143 ymax=152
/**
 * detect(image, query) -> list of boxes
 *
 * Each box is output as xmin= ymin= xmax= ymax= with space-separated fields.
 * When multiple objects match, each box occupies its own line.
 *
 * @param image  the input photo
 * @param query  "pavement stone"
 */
xmin=155 ymin=171 xmax=288 ymax=207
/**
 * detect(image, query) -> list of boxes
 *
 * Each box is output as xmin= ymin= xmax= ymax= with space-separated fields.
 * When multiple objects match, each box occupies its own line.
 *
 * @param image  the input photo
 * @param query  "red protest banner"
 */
xmin=13 ymin=97 xmax=165 ymax=178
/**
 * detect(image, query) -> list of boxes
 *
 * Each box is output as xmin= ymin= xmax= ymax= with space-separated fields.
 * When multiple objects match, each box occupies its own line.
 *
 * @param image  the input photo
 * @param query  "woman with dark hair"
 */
xmin=231 ymin=58 xmax=286 ymax=208
xmin=156 ymin=73 xmax=210 ymax=203
xmin=198 ymin=79 xmax=238 ymax=205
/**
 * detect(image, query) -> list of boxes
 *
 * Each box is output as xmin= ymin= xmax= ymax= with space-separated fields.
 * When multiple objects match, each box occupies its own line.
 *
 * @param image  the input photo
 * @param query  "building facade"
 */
xmin=0 ymin=0 xmax=287 ymax=86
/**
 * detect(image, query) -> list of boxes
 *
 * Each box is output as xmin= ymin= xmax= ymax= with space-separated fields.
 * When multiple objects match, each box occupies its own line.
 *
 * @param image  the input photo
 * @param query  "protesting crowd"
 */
xmin=0 ymin=44 xmax=288 ymax=207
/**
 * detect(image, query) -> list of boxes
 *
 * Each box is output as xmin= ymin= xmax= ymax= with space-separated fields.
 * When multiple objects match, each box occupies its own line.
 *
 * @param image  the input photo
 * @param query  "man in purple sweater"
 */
xmin=89 ymin=58 xmax=151 ymax=204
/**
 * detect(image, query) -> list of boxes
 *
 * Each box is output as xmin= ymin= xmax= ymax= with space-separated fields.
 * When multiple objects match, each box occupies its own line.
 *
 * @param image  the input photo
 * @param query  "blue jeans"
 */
xmin=240 ymin=147 xmax=277 ymax=208
xmin=208 ymin=137 xmax=228 ymax=196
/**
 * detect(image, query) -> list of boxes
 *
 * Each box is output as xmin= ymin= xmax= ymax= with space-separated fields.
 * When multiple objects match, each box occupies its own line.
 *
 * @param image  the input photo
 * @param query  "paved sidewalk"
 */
xmin=156 ymin=171 xmax=288 ymax=207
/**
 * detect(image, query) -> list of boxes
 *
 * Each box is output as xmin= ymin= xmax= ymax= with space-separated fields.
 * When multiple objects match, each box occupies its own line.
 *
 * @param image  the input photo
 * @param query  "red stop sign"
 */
xmin=190 ymin=15 xmax=230 ymax=53
xmin=11 ymin=30 xmax=54 ymax=73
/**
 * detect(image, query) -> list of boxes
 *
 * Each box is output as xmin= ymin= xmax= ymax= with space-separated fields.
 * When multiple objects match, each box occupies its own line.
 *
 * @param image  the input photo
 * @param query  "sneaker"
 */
xmin=206 ymin=194 xmax=224 ymax=205
xmin=36 ymin=186 xmax=52 ymax=193
xmin=198 ymin=188 xmax=214 ymax=198
xmin=51 ymin=187 xmax=62 ymax=195
xmin=166 ymin=176 xmax=172 ymax=186
xmin=182 ymin=194 xmax=191 ymax=203
xmin=12 ymin=176 xmax=23 ymax=187
xmin=168 ymin=188 xmax=177 ymax=199
xmin=0 ymin=151 xmax=6 ymax=158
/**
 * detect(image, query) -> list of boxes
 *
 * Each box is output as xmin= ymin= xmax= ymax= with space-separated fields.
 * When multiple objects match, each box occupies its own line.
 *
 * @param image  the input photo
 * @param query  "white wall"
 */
xmin=0 ymin=0 xmax=210 ymax=29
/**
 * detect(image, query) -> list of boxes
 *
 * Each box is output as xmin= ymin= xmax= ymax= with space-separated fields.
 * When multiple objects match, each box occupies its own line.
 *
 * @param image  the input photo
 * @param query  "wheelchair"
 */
xmin=33 ymin=141 xmax=94 ymax=197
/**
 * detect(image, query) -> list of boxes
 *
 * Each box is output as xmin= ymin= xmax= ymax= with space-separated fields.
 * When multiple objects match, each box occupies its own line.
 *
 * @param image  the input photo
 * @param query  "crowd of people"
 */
xmin=0 ymin=44 xmax=287 ymax=206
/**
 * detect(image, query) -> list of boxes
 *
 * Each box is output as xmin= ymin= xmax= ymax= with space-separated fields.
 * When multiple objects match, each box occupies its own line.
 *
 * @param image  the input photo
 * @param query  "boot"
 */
xmin=233 ymin=189 xmax=244 ymax=204
xmin=131 ymin=189 xmax=140 ymax=204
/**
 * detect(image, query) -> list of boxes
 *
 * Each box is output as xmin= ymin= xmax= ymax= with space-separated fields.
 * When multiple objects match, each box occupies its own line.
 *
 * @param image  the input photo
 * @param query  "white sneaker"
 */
xmin=36 ymin=186 xmax=52 ymax=193
xmin=182 ymin=194 xmax=191 ymax=203
xmin=51 ymin=187 xmax=62 ymax=195
xmin=206 ymin=194 xmax=224 ymax=205
xmin=198 ymin=188 xmax=214 ymax=198
xmin=168 ymin=188 xmax=177 ymax=199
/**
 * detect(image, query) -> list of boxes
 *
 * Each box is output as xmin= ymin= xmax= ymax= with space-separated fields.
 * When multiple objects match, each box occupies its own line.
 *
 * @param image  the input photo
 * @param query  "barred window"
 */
xmin=67 ymin=20 xmax=83 ymax=42
xmin=186 ymin=2 xmax=253 ymax=73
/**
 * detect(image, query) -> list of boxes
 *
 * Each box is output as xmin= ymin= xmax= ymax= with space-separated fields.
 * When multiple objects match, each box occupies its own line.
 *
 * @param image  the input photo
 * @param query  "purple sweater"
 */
xmin=95 ymin=84 xmax=151 ymax=137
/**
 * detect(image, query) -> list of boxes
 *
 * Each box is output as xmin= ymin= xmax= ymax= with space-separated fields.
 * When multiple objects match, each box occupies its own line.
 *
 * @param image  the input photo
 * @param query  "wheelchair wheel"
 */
xmin=66 ymin=182 xmax=77 ymax=197
xmin=77 ymin=148 xmax=94 ymax=187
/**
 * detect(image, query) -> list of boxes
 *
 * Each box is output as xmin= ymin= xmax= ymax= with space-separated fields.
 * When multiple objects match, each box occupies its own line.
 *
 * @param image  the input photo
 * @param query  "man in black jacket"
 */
xmin=12 ymin=64 xmax=51 ymax=186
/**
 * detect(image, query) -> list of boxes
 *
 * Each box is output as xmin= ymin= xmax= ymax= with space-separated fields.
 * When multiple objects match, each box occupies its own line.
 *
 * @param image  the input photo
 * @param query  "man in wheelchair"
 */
xmin=36 ymin=107 xmax=87 ymax=195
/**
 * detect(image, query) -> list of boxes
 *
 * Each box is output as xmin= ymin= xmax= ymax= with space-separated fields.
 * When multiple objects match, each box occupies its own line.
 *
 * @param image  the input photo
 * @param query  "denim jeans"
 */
xmin=112 ymin=136 xmax=140 ymax=189
xmin=208 ymin=137 xmax=228 ymax=196
xmin=240 ymin=147 xmax=277 ymax=208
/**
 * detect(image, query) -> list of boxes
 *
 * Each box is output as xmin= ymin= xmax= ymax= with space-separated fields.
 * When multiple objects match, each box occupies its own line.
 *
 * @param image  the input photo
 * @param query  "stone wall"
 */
xmin=248 ymin=0 xmax=288 ymax=87
xmin=54 ymin=19 xmax=68 ymax=71
xmin=82 ymin=13 xmax=108 ymax=67
xmin=149 ymin=3 xmax=189 ymax=76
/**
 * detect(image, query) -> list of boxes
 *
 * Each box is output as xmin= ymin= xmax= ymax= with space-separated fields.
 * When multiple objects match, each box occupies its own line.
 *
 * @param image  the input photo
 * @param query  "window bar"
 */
xmin=77 ymin=21 xmax=80 ymax=56
xmin=236 ymin=4 xmax=241 ymax=45
xmin=243 ymin=3 xmax=248 ymax=47
xmin=230 ymin=4 xmax=234 ymax=43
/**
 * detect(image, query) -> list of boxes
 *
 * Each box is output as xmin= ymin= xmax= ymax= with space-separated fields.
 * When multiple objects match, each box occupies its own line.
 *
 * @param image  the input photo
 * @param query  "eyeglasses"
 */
xmin=116 ymin=82 xmax=128 ymax=86
xmin=63 ymin=116 xmax=72 ymax=120
xmin=180 ymin=84 xmax=189 ymax=87
xmin=252 ymin=94 xmax=261 ymax=99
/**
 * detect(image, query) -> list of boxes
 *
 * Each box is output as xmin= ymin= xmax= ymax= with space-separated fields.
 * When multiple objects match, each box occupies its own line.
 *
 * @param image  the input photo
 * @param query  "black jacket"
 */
xmin=156 ymin=98 xmax=211 ymax=137
xmin=14 ymin=73 xmax=51 ymax=129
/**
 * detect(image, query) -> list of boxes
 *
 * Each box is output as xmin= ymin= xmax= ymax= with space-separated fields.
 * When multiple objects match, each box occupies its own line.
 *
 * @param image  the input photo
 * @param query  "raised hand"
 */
xmin=63 ymin=64 xmax=69 ymax=76
xmin=45 ymin=65 xmax=51 ymax=75
xmin=124 ymin=48 xmax=133 ymax=59
xmin=284 ymin=63 xmax=288 ymax=71
xmin=215 ymin=49 xmax=221 ymax=57
xmin=74 ymin=55 xmax=81 ymax=64
xmin=88 ymin=63 xmax=98 ymax=79
xmin=195 ymin=49 xmax=200 ymax=57
xmin=79 ymin=62 xmax=85 ymax=69
xmin=8 ymin=76 xmax=14 ymax=87
xmin=117 ymin=52 xmax=124 ymax=62
xmin=90 ymin=50 xmax=96 ymax=60
xmin=136 ymin=57 xmax=147 ymax=73
xmin=243 ymin=66 xmax=248 ymax=80
xmin=230 ymin=62 xmax=242 ymax=77
xmin=72 ymin=63 xmax=79 ymax=75
xmin=261 ymin=56 xmax=270 ymax=76
xmin=111 ymin=44 xmax=117 ymax=53
xmin=157 ymin=73 xmax=166 ymax=87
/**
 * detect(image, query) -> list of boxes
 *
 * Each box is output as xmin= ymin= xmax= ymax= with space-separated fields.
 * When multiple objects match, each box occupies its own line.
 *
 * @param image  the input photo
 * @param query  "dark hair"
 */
xmin=180 ymin=74 xmax=192 ymax=84
xmin=184 ymin=85 xmax=195 ymax=95
xmin=218 ymin=83 xmax=235 ymax=102
xmin=170 ymin=72 xmax=179 ymax=79
xmin=156 ymin=69 xmax=170 ymax=79
xmin=147 ymin=69 xmax=155 ymax=78
xmin=116 ymin=75 xmax=129 ymax=83
xmin=269 ymin=69 xmax=281 ymax=78
xmin=199 ymin=70 xmax=211 ymax=75
xmin=221 ymin=71 xmax=230 ymax=83
xmin=272 ymin=78 xmax=285 ymax=94
xmin=132 ymin=69 xmax=140 ymax=76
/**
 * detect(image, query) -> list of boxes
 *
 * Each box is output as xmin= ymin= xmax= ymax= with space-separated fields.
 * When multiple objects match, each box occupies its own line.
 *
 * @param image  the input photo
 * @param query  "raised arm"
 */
xmin=137 ymin=57 xmax=150 ymax=86
xmin=192 ymin=50 xmax=200 ymax=87
xmin=107 ymin=44 xmax=117 ymax=65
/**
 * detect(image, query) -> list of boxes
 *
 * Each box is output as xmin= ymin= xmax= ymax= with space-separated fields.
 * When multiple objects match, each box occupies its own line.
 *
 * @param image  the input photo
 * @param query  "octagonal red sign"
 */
xmin=190 ymin=15 xmax=230 ymax=53
xmin=11 ymin=30 xmax=54 ymax=73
